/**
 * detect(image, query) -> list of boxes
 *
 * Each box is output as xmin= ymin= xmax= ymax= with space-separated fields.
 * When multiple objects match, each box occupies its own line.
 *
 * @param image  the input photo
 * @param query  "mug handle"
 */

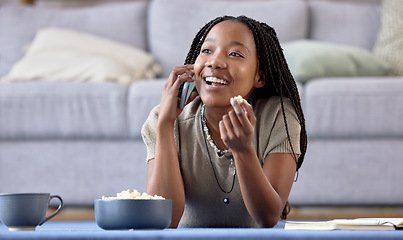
xmin=39 ymin=195 xmax=64 ymax=226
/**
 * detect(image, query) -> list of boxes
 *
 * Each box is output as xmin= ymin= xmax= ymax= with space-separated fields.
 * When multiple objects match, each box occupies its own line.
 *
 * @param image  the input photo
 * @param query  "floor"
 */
xmin=49 ymin=206 xmax=403 ymax=221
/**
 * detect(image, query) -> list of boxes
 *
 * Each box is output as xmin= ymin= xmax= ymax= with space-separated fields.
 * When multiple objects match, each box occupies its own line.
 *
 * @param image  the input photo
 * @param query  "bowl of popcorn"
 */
xmin=94 ymin=189 xmax=172 ymax=230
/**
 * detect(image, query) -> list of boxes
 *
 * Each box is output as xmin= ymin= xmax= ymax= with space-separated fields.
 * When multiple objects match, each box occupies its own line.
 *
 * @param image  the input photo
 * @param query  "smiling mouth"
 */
xmin=205 ymin=76 xmax=229 ymax=85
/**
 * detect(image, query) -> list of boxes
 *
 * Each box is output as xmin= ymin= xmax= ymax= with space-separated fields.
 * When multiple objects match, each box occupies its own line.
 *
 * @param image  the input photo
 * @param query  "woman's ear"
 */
xmin=254 ymin=71 xmax=265 ymax=88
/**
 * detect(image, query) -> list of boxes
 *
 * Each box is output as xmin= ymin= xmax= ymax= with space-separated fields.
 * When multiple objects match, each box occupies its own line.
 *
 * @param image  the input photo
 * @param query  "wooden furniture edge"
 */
xmin=19 ymin=0 xmax=35 ymax=5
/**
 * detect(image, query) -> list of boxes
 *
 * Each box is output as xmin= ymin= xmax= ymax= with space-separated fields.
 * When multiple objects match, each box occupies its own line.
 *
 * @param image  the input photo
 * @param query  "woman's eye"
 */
xmin=230 ymin=52 xmax=243 ymax=58
xmin=201 ymin=49 xmax=212 ymax=54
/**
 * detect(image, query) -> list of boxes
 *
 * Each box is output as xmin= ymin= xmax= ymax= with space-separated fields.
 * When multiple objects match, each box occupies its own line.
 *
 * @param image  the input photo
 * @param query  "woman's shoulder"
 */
xmin=177 ymin=96 xmax=202 ymax=124
xmin=143 ymin=97 xmax=202 ymax=123
xmin=252 ymin=96 xmax=294 ymax=115
xmin=254 ymin=95 xmax=293 ymax=105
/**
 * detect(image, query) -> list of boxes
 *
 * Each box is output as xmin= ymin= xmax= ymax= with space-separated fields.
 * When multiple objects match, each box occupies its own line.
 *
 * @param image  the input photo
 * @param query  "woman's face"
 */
xmin=194 ymin=20 xmax=263 ymax=107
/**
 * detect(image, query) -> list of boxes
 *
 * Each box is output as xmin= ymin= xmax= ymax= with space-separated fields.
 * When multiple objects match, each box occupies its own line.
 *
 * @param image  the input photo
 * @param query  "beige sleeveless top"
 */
xmin=142 ymin=96 xmax=301 ymax=228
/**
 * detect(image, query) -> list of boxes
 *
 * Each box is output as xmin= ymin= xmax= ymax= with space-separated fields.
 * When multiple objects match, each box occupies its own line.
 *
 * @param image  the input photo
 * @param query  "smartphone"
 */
xmin=178 ymin=75 xmax=196 ymax=109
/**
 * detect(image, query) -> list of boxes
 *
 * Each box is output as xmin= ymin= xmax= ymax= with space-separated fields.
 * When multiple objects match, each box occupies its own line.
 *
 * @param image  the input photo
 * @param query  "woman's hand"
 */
xmin=219 ymin=97 xmax=256 ymax=152
xmin=158 ymin=65 xmax=196 ymax=124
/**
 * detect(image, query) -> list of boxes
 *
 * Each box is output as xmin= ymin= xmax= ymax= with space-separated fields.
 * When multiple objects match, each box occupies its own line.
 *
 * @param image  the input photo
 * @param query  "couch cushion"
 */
xmin=289 ymin=139 xmax=403 ymax=205
xmin=128 ymin=79 xmax=165 ymax=138
xmin=0 ymin=140 xmax=148 ymax=205
xmin=304 ymin=77 xmax=403 ymax=139
xmin=0 ymin=1 xmax=148 ymax=77
xmin=149 ymin=0 xmax=308 ymax=77
xmin=0 ymin=82 xmax=129 ymax=139
xmin=283 ymin=40 xmax=390 ymax=83
xmin=309 ymin=1 xmax=381 ymax=50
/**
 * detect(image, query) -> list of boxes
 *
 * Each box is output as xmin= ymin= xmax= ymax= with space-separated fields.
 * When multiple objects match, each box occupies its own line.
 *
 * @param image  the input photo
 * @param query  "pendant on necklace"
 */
xmin=228 ymin=159 xmax=236 ymax=176
xmin=223 ymin=192 xmax=230 ymax=204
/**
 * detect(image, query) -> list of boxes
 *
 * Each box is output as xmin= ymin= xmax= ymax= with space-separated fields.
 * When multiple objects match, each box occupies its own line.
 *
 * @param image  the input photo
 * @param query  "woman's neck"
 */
xmin=203 ymin=105 xmax=232 ymax=150
xmin=204 ymin=106 xmax=228 ymax=128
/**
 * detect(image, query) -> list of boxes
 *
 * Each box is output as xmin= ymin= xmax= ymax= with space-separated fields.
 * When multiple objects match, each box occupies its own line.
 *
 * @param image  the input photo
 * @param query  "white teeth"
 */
xmin=205 ymin=76 xmax=228 ymax=85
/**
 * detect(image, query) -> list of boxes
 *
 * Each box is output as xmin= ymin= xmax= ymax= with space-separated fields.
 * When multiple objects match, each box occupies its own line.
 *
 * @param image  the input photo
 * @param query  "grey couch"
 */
xmin=1 ymin=0 xmax=402 ymax=210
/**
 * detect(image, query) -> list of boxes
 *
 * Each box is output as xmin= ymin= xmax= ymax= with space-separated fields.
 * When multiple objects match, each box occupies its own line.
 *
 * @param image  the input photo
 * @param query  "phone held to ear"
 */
xmin=178 ymin=75 xmax=196 ymax=109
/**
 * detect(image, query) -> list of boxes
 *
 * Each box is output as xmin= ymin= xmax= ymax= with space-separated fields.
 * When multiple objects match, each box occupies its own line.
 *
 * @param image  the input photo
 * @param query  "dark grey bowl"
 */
xmin=94 ymin=199 xmax=172 ymax=230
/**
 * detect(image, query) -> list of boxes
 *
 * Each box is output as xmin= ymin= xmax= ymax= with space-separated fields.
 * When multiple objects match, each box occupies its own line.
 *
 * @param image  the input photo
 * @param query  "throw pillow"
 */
xmin=373 ymin=0 xmax=403 ymax=76
xmin=0 ymin=2 xmax=148 ymax=77
xmin=1 ymin=28 xmax=161 ymax=85
xmin=283 ymin=40 xmax=391 ymax=83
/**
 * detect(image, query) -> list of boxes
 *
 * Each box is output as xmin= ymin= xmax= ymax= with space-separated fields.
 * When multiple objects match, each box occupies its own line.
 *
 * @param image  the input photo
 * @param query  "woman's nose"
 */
xmin=206 ymin=53 xmax=227 ymax=69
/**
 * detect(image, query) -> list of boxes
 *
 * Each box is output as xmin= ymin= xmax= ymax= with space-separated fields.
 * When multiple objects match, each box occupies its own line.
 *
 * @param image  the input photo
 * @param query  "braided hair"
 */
xmin=184 ymin=15 xmax=307 ymax=219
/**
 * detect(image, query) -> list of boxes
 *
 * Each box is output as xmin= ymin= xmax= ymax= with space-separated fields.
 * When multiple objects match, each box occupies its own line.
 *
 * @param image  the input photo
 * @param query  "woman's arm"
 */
xmin=220 ymin=98 xmax=297 ymax=227
xmin=233 ymin=150 xmax=296 ymax=228
xmin=146 ymin=65 xmax=195 ymax=228
xmin=147 ymin=123 xmax=185 ymax=228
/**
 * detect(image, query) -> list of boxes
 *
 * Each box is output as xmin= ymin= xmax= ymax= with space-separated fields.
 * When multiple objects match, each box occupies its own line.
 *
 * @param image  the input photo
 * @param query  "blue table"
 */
xmin=1 ymin=221 xmax=403 ymax=240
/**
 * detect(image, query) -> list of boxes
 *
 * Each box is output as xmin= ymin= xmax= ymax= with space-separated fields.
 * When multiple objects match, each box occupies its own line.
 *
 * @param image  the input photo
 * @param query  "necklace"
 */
xmin=201 ymin=103 xmax=236 ymax=204
xmin=201 ymin=105 xmax=229 ymax=157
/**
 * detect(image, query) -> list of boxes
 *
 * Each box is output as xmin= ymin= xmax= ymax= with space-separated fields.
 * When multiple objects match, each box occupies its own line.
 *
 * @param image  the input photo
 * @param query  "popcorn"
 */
xmin=233 ymin=95 xmax=244 ymax=104
xmin=102 ymin=189 xmax=165 ymax=200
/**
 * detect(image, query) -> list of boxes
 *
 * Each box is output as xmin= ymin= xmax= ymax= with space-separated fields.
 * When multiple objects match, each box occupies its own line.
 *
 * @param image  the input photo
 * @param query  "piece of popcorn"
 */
xmin=102 ymin=189 xmax=165 ymax=200
xmin=233 ymin=95 xmax=244 ymax=104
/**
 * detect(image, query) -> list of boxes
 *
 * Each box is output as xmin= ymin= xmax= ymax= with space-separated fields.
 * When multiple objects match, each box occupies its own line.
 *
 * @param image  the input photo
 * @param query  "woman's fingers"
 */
xmin=168 ymin=65 xmax=195 ymax=88
xmin=159 ymin=65 xmax=194 ymax=122
xmin=220 ymin=97 xmax=256 ymax=150
xmin=221 ymin=114 xmax=234 ymax=139
xmin=241 ymin=100 xmax=256 ymax=126
xmin=228 ymin=110 xmax=242 ymax=137
xmin=229 ymin=97 xmax=255 ymax=132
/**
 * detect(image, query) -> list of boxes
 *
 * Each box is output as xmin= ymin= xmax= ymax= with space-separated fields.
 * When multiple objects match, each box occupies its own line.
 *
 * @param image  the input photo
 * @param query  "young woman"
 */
xmin=142 ymin=15 xmax=307 ymax=228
